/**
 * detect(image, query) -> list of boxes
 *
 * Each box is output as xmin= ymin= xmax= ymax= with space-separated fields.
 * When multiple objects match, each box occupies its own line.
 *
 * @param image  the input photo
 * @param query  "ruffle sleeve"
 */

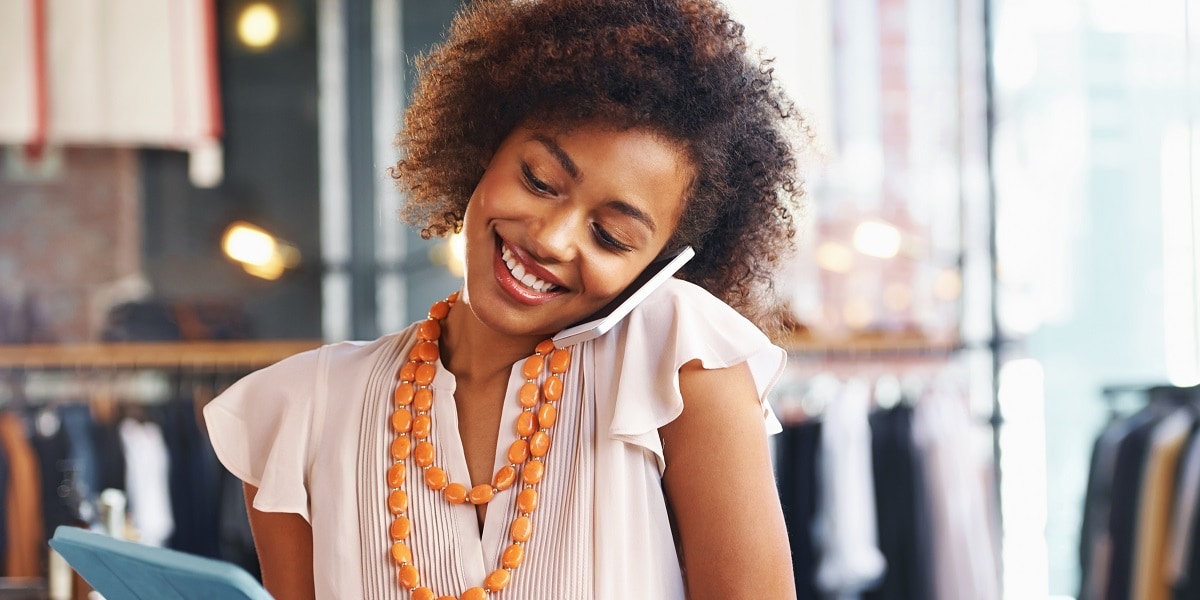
xmin=595 ymin=278 xmax=786 ymax=474
xmin=202 ymin=346 xmax=324 ymax=523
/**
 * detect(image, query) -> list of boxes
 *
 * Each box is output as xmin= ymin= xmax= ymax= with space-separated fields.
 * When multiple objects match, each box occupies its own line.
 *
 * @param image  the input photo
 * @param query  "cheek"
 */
xmin=463 ymin=182 xmax=501 ymax=236
xmin=580 ymin=259 xmax=644 ymax=300
xmin=467 ymin=178 xmax=524 ymax=231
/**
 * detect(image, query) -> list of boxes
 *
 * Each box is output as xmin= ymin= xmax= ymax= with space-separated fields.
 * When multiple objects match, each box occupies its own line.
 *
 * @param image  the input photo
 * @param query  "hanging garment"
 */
xmin=1080 ymin=410 xmax=1155 ymax=600
xmin=0 ymin=0 xmax=222 ymax=148
xmin=864 ymin=405 xmax=935 ymax=600
xmin=1104 ymin=409 xmax=1170 ymax=600
xmin=814 ymin=379 xmax=886 ymax=597
xmin=91 ymin=411 xmax=126 ymax=496
xmin=0 ymin=410 xmax=44 ymax=577
xmin=60 ymin=404 xmax=98 ymax=508
xmin=0 ymin=1 xmax=43 ymax=143
xmin=1176 ymin=474 xmax=1200 ymax=599
xmin=162 ymin=400 xmax=220 ymax=557
xmin=1131 ymin=409 xmax=1194 ymax=600
xmin=913 ymin=390 xmax=1001 ymax=600
xmin=1178 ymin=516 xmax=1200 ymax=600
xmin=28 ymin=407 xmax=79 ymax=547
xmin=0 ymin=427 xmax=9 ymax=569
xmin=1169 ymin=427 xmax=1200 ymax=599
xmin=119 ymin=417 xmax=174 ymax=547
xmin=777 ymin=420 xmax=823 ymax=599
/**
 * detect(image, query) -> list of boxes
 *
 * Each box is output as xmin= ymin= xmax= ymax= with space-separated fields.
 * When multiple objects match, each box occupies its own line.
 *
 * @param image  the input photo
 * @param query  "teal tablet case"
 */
xmin=49 ymin=526 xmax=273 ymax=600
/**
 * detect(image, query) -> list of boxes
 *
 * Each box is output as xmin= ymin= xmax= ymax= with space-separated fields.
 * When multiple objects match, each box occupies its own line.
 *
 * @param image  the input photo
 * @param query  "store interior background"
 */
xmin=1 ymin=0 xmax=1197 ymax=598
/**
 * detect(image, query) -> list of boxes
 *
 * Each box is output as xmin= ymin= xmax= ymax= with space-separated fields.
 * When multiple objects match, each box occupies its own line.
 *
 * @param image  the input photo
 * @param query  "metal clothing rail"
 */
xmin=0 ymin=340 xmax=323 ymax=370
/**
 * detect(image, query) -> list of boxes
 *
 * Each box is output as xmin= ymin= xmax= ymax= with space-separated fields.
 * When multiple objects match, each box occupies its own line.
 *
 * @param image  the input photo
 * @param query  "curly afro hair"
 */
xmin=393 ymin=0 xmax=808 ymax=335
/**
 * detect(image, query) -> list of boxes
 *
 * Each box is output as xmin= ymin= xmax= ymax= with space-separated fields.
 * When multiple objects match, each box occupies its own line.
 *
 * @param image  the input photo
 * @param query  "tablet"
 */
xmin=552 ymin=246 xmax=694 ymax=348
xmin=48 ymin=526 xmax=273 ymax=600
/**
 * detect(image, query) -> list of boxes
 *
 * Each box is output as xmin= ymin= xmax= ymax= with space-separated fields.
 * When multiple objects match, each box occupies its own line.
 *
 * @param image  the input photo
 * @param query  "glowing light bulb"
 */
xmin=238 ymin=3 xmax=280 ymax=50
xmin=222 ymin=222 xmax=277 ymax=267
xmin=222 ymin=221 xmax=299 ymax=281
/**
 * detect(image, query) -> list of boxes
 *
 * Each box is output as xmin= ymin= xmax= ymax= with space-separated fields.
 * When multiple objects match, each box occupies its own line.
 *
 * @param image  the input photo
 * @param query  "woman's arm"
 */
xmin=243 ymin=483 xmax=317 ymax=600
xmin=660 ymin=359 xmax=796 ymax=599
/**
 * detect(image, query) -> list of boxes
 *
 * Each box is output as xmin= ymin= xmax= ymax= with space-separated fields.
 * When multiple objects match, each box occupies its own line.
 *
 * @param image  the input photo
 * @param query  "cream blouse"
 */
xmin=204 ymin=278 xmax=785 ymax=599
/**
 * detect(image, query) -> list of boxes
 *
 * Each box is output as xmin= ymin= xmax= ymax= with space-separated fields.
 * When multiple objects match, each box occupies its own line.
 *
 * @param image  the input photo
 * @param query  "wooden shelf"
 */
xmin=779 ymin=332 xmax=963 ymax=357
xmin=0 ymin=335 xmax=966 ymax=369
xmin=0 ymin=340 xmax=323 ymax=369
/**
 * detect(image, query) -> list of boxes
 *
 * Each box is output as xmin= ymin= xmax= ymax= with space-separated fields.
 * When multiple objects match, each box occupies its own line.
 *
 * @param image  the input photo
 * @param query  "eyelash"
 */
xmin=521 ymin=163 xmax=554 ymax=195
xmin=521 ymin=161 xmax=632 ymax=252
xmin=592 ymin=224 xmax=632 ymax=252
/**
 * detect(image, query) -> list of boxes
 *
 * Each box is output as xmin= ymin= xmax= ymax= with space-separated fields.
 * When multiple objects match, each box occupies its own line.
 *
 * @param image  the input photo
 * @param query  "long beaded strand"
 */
xmin=386 ymin=292 xmax=571 ymax=599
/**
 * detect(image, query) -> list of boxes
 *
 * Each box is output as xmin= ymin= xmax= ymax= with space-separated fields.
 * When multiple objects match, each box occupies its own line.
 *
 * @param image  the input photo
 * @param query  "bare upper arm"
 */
xmin=659 ymin=360 xmax=795 ymax=599
xmin=243 ymin=483 xmax=316 ymax=600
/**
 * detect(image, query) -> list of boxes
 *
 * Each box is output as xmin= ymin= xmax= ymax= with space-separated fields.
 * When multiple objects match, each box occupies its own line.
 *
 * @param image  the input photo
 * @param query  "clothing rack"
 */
xmin=1100 ymin=383 xmax=1200 ymax=407
xmin=775 ymin=361 xmax=1003 ymax=599
xmin=771 ymin=354 xmax=975 ymax=426
xmin=1079 ymin=382 xmax=1200 ymax=599
xmin=0 ymin=341 xmax=322 ymax=370
xmin=1099 ymin=383 xmax=1200 ymax=418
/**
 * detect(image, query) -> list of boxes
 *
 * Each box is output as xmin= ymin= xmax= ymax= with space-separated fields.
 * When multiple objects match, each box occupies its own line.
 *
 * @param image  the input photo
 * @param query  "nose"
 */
xmin=526 ymin=204 xmax=581 ymax=263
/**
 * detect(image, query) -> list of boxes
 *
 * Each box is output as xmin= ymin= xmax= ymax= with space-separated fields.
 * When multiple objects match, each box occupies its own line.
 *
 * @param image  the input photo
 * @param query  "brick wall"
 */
xmin=0 ymin=147 xmax=142 ymax=342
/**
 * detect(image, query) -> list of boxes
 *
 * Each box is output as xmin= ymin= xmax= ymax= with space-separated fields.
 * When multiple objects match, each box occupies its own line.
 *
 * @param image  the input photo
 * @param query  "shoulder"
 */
xmin=254 ymin=331 xmax=410 ymax=387
xmin=634 ymin=277 xmax=753 ymax=325
xmin=592 ymin=277 xmax=785 ymax=468
xmin=612 ymin=277 xmax=779 ymax=371
xmin=206 ymin=331 xmax=412 ymax=425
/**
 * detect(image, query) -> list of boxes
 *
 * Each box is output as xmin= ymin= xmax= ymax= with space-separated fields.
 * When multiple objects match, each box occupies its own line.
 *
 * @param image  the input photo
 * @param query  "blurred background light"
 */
xmin=853 ymin=220 xmax=902 ymax=259
xmin=817 ymin=241 xmax=855 ymax=273
xmin=237 ymin=3 xmax=280 ymax=50
xmin=934 ymin=268 xmax=963 ymax=301
xmin=1160 ymin=124 xmax=1200 ymax=386
xmin=448 ymin=232 xmax=466 ymax=278
xmin=998 ymin=358 xmax=1051 ymax=599
xmin=883 ymin=282 xmax=913 ymax=312
xmin=221 ymin=220 xmax=300 ymax=281
xmin=842 ymin=297 xmax=875 ymax=330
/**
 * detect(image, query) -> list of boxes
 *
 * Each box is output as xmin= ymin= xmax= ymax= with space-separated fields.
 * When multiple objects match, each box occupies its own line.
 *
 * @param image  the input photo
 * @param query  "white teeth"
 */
xmin=500 ymin=243 xmax=556 ymax=293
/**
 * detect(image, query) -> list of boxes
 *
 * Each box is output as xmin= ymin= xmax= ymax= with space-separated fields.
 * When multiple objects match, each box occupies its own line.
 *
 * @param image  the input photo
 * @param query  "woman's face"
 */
xmin=459 ymin=122 xmax=694 ymax=339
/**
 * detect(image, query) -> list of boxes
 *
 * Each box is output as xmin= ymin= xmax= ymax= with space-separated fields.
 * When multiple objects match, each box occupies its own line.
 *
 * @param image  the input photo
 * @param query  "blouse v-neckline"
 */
xmin=427 ymin=355 xmax=528 ymax=578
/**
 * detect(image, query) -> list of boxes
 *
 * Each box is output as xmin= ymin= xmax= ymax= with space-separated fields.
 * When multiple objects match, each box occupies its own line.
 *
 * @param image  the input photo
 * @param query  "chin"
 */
xmin=461 ymin=287 xmax=563 ymax=340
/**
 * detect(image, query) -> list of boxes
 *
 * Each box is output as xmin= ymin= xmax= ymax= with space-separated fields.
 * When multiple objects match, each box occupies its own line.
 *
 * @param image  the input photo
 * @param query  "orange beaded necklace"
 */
xmin=386 ymin=292 xmax=571 ymax=599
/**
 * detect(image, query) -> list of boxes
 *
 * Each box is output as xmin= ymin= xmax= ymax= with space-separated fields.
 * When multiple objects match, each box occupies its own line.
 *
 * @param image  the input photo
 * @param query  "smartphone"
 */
xmin=552 ymin=246 xmax=695 ymax=348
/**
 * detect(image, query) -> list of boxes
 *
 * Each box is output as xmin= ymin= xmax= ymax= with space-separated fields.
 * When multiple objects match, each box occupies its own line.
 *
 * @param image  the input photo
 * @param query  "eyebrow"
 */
xmin=531 ymin=134 xmax=580 ymax=181
xmin=530 ymin=133 xmax=658 ymax=234
xmin=607 ymin=200 xmax=658 ymax=234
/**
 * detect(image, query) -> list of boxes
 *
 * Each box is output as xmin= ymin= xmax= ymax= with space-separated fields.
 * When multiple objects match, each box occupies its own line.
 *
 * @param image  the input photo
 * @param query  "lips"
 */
xmin=492 ymin=236 xmax=568 ymax=304
xmin=501 ymin=245 xmax=561 ymax=292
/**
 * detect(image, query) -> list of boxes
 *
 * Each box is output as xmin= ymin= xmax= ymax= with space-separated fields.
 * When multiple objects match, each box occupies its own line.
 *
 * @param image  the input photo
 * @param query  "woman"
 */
xmin=205 ymin=0 xmax=805 ymax=597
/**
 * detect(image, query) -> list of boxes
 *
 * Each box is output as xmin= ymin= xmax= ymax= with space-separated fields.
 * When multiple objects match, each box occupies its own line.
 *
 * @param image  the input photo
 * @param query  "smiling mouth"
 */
xmin=499 ymin=242 xmax=564 ymax=294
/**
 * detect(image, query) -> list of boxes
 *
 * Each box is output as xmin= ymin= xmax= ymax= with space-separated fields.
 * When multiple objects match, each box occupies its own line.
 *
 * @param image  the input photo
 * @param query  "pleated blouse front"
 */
xmin=355 ymin=327 xmax=595 ymax=599
xmin=204 ymin=278 xmax=786 ymax=599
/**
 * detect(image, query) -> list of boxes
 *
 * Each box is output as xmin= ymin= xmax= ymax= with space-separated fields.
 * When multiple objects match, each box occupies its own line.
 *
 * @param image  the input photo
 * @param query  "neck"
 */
xmin=439 ymin=296 xmax=544 ymax=382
